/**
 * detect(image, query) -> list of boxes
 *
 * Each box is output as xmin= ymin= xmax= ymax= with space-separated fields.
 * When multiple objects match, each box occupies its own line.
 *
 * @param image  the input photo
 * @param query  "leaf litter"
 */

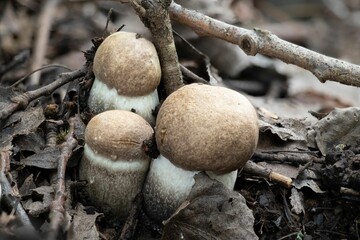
xmin=0 ymin=1 xmax=359 ymax=239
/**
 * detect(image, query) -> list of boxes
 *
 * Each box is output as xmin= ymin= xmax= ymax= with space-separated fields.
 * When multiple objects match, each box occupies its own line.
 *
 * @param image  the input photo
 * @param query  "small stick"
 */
xmin=340 ymin=187 xmax=360 ymax=197
xmin=119 ymin=193 xmax=143 ymax=240
xmin=0 ymin=173 xmax=35 ymax=230
xmin=45 ymin=120 xmax=60 ymax=148
xmin=252 ymin=151 xmax=324 ymax=165
xmin=242 ymin=160 xmax=293 ymax=188
xmin=180 ymin=64 xmax=208 ymax=84
xmin=47 ymin=117 xmax=78 ymax=239
xmin=0 ymin=153 xmax=35 ymax=232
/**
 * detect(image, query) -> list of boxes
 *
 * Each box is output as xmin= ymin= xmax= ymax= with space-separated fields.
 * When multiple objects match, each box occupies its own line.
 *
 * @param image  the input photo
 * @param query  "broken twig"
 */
xmin=243 ymin=160 xmax=293 ymax=188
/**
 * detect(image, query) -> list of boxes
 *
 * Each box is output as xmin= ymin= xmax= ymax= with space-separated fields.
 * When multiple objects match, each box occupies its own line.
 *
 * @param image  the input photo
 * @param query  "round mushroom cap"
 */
xmin=86 ymin=110 xmax=154 ymax=161
xmin=93 ymin=31 xmax=161 ymax=96
xmin=155 ymin=84 xmax=259 ymax=174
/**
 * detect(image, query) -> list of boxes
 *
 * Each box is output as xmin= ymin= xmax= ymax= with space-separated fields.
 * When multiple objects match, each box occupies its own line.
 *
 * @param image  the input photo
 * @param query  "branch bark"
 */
xmin=130 ymin=0 xmax=184 ymax=96
xmin=169 ymin=2 xmax=360 ymax=87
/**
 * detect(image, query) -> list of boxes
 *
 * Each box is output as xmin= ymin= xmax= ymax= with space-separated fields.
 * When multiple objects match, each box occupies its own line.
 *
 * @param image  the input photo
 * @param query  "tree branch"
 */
xmin=130 ymin=0 xmax=184 ymax=96
xmin=169 ymin=2 xmax=360 ymax=87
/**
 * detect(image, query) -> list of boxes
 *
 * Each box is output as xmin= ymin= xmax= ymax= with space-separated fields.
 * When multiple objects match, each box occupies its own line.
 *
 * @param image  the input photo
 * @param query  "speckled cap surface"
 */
xmin=93 ymin=31 xmax=161 ymax=96
xmin=86 ymin=110 xmax=154 ymax=161
xmin=155 ymin=84 xmax=259 ymax=174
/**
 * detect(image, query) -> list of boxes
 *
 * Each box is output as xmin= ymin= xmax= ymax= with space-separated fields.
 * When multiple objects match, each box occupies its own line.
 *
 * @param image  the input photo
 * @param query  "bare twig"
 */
xmin=130 ymin=0 xmax=184 ymax=96
xmin=0 ymin=66 xmax=86 ymax=121
xmin=0 ymin=172 xmax=35 ymax=231
xmin=0 ymin=152 xmax=35 ymax=233
xmin=45 ymin=120 xmax=60 ymax=148
xmin=47 ymin=116 xmax=79 ymax=239
xmin=169 ymin=2 xmax=360 ymax=87
xmin=340 ymin=187 xmax=360 ymax=197
xmin=180 ymin=64 xmax=208 ymax=84
xmin=252 ymin=151 xmax=324 ymax=165
xmin=11 ymin=64 xmax=72 ymax=88
xmin=29 ymin=0 xmax=60 ymax=86
xmin=242 ymin=160 xmax=293 ymax=188
xmin=119 ymin=193 xmax=143 ymax=240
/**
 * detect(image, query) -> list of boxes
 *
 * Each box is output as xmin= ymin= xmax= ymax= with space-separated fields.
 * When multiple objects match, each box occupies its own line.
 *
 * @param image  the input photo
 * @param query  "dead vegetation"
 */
xmin=0 ymin=0 xmax=360 ymax=239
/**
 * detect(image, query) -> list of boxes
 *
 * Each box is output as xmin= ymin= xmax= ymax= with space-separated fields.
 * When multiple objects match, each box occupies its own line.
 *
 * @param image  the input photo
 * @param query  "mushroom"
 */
xmin=88 ymin=31 xmax=161 ymax=124
xmin=79 ymin=110 xmax=153 ymax=220
xmin=143 ymin=83 xmax=258 ymax=221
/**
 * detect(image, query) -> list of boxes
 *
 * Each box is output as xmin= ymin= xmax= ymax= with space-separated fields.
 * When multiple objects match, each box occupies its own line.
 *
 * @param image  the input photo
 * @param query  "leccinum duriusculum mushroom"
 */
xmin=144 ymin=83 xmax=259 ymax=221
xmin=88 ymin=31 xmax=161 ymax=124
xmin=79 ymin=110 xmax=153 ymax=220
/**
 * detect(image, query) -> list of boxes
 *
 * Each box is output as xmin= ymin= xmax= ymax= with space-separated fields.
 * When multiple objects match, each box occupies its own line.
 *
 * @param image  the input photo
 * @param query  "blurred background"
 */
xmin=1 ymin=0 xmax=360 ymax=120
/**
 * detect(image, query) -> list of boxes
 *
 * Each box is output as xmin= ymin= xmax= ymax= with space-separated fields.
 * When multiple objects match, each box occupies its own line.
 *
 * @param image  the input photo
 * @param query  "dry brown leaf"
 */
xmin=67 ymin=204 xmax=102 ymax=240
xmin=307 ymin=107 xmax=360 ymax=155
xmin=162 ymin=173 xmax=258 ymax=240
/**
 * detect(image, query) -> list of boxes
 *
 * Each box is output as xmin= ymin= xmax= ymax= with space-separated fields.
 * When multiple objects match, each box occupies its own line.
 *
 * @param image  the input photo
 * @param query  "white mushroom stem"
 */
xmin=143 ymin=155 xmax=238 ymax=222
xmin=83 ymin=144 xmax=150 ymax=171
xmin=88 ymin=78 xmax=159 ymax=124
xmin=205 ymin=169 xmax=238 ymax=190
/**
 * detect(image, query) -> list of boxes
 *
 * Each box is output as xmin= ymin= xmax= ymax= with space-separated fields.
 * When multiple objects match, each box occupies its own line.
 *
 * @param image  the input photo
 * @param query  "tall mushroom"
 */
xmin=79 ymin=110 xmax=153 ymax=220
xmin=88 ymin=31 xmax=161 ymax=124
xmin=144 ymin=83 xmax=259 ymax=221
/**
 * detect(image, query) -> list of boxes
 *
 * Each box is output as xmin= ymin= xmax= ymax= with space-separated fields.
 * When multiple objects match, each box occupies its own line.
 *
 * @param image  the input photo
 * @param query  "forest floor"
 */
xmin=0 ymin=1 xmax=360 ymax=239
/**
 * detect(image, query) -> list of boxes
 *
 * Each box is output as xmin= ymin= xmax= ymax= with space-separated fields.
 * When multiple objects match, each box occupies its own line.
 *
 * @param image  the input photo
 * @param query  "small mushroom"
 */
xmin=88 ymin=31 xmax=161 ymax=124
xmin=143 ymin=83 xmax=259 ymax=221
xmin=79 ymin=110 xmax=153 ymax=220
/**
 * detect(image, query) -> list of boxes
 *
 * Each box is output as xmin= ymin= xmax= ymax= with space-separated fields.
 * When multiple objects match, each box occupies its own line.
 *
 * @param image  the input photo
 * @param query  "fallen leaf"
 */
xmin=162 ymin=173 xmax=258 ymax=240
xmin=0 ymin=106 xmax=45 ymax=152
xmin=307 ymin=107 xmax=360 ymax=155
xmin=289 ymin=188 xmax=305 ymax=215
xmin=67 ymin=204 xmax=102 ymax=240
xmin=18 ymin=174 xmax=36 ymax=197
xmin=23 ymin=186 xmax=54 ymax=217
xmin=293 ymin=179 xmax=326 ymax=194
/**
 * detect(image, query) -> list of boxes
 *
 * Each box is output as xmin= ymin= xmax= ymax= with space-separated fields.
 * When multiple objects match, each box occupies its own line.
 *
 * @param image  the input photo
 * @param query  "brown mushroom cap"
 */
xmin=155 ymin=84 xmax=259 ymax=174
xmin=93 ymin=31 xmax=161 ymax=96
xmin=86 ymin=110 xmax=154 ymax=161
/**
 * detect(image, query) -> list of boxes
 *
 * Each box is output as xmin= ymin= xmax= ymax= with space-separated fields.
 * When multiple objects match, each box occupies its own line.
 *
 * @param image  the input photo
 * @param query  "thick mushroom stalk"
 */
xmin=88 ymin=31 xmax=161 ymax=124
xmin=143 ymin=155 xmax=237 ymax=222
xmin=79 ymin=110 xmax=154 ymax=220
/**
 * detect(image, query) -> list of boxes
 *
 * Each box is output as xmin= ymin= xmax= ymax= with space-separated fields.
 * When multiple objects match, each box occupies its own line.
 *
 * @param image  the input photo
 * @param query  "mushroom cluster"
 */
xmin=143 ymin=83 xmax=259 ymax=221
xmin=88 ymin=31 xmax=161 ymax=124
xmin=81 ymin=31 xmax=259 ymax=223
